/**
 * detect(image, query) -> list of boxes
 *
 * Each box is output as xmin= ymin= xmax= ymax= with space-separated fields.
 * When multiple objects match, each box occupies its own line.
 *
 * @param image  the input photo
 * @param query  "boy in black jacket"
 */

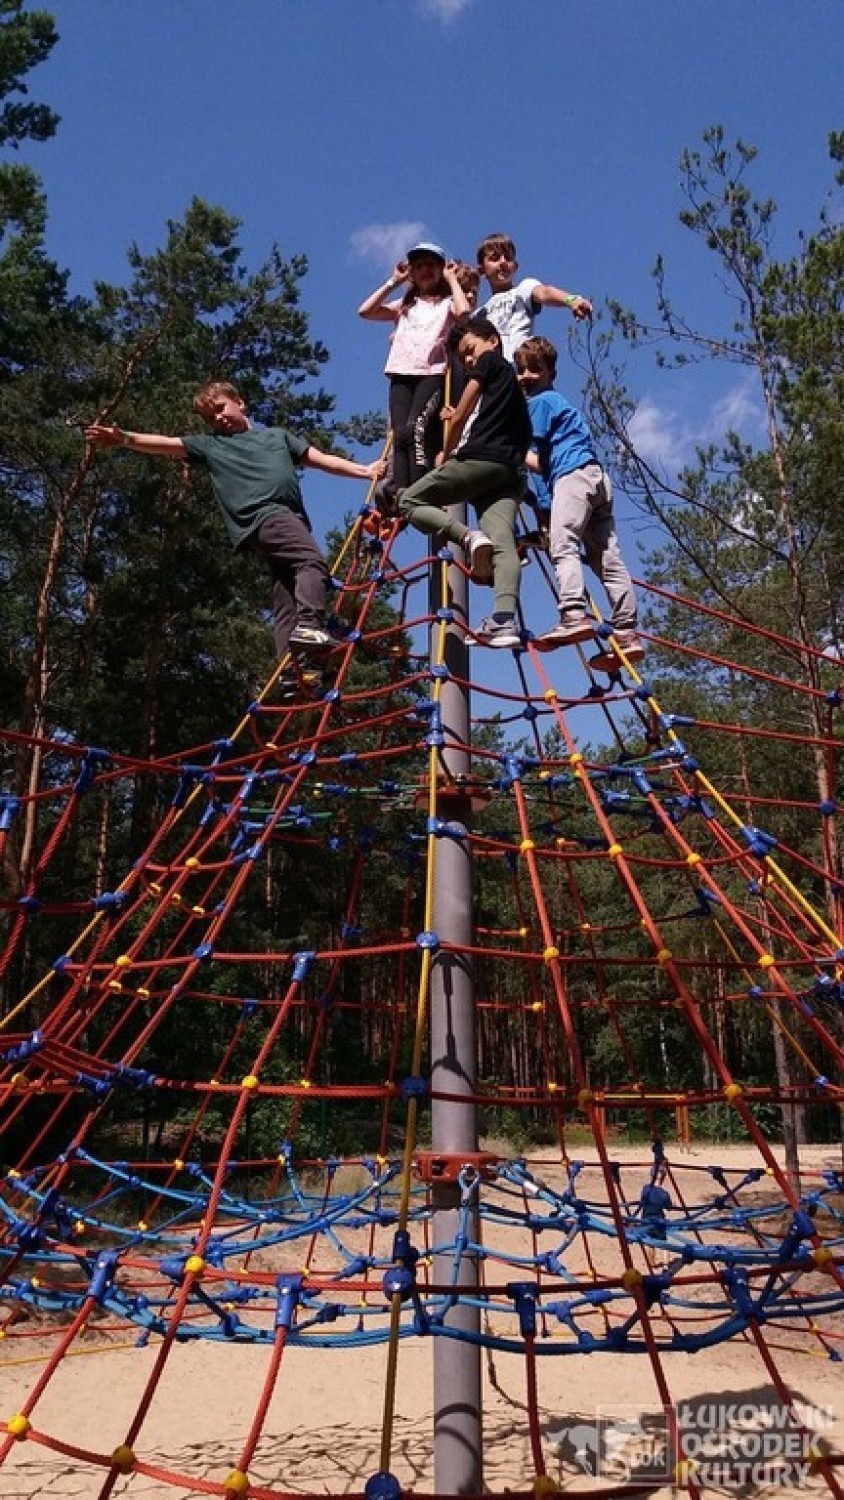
xmin=399 ymin=316 xmax=531 ymax=648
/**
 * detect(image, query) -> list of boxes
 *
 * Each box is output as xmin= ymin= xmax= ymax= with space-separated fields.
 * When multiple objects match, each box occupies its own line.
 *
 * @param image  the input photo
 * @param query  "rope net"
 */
xmin=0 ymin=497 xmax=843 ymax=1498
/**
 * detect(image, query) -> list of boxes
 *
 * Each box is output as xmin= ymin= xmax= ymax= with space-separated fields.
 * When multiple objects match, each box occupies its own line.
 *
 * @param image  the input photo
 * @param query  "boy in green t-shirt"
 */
xmin=85 ymin=381 xmax=382 ymax=658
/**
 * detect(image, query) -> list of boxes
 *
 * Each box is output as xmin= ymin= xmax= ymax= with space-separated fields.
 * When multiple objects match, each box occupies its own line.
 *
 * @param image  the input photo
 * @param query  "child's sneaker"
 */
xmin=373 ymin=480 xmax=401 ymax=517
xmin=463 ymin=530 xmax=494 ymax=584
xmin=538 ymin=611 xmax=596 ymax=648
xmin=588 ymin=631 xmax=646 ymax=673
xmin=471 ymin=614 xmax=521 ymax=649
xmin=288 ymin=623 xmax=332 ymax=650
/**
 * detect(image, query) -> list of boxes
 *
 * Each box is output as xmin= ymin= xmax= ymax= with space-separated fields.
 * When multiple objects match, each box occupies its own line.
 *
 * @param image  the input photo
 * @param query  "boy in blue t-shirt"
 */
xmin=514 ymin=336 xmax=644 ymax=670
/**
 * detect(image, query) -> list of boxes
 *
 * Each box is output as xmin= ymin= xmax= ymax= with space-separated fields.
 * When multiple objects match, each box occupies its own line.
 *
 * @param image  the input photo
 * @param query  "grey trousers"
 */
xmin=248 ymin=508 xmax=330 ymax=657
xmin=549 ymin=463 xmax=637 ymax=631
xmin=399 ymin=458 xmax=522 ymax=616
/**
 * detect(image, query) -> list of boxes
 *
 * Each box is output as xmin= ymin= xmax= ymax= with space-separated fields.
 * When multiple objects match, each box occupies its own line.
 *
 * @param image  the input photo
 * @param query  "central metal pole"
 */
xmin=429 ymin=535 xmax=482 ymax=1495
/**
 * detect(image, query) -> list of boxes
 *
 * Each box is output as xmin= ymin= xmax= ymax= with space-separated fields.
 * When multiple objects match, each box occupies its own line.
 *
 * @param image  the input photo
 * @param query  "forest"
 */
xmin=2 ymin=2 xmax=843 ymax=1157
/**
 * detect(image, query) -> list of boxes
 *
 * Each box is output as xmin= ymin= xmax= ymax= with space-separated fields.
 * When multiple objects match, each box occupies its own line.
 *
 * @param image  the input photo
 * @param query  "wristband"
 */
xmin=564 ymin=294 xmax=577 ymax=308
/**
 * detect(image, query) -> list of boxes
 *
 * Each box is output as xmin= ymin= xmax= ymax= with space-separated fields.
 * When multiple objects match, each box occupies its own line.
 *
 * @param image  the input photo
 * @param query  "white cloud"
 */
xmin=419 ymin=0 xmax=474 ymax=21
xmin=627 ymin=375 xmax=765 ymax=474
xmin=349 ymin=221 xmax=428 ymax=271
xmin=627 ymin=397 xmax=692 ymax=471
xmin=707 ymin=375 xmax=765 ymax=440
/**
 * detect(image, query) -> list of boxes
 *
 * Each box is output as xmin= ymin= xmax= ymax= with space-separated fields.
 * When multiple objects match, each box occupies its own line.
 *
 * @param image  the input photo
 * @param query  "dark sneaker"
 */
xmin=471 ymin=615 xmax=521 ymax=649
xmin=538 ymin=612 xmax=596 ymax=648
xmin=288 ymin=624 xmax=332 ymax=650
xmin=589 ymin=631 xmax=646 ymax=673
xmin=464 ymin=530 xmax=494 ymax=584
xmin=373 ymin=480 xmax=400 ymax=517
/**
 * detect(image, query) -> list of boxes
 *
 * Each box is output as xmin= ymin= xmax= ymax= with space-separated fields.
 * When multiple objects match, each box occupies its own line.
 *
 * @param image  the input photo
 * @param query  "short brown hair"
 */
xmin=453 ymin=260 xmax=481 ymax=294
xmin=192 ymin=379 xmax=242 ymax=414
xmin=476 ymin=232 xmax=517 ymax=267
xmin=514 ymin=335 xmax=557 ymax=382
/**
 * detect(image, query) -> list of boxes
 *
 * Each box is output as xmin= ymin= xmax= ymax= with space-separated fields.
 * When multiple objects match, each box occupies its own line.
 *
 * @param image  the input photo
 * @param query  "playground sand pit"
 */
xmin=1 ymin=1142 xmax=842 ymax=1498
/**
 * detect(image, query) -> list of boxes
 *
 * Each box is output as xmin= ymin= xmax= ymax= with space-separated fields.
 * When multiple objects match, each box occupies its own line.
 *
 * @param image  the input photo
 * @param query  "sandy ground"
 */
xmin=1 ymin=1142 xmax=842 ymax=1498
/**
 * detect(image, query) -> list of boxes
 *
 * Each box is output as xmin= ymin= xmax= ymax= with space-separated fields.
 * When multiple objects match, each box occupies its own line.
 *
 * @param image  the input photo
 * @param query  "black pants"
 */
xmin=247 ymin=508 xmax=329 ymax=657
xmin=389 ymin=373 xmax=444 ymax=491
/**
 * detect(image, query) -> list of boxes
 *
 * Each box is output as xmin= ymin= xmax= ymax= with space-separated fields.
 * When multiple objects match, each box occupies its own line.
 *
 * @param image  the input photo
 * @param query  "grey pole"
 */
xmin=428 ymin=537 xmax=483 ymax=1495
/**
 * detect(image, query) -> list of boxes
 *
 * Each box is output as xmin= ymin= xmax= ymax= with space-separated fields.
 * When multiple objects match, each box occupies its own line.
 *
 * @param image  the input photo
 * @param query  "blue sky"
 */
xmin=13 ymin=0 xmax=844 ymax=697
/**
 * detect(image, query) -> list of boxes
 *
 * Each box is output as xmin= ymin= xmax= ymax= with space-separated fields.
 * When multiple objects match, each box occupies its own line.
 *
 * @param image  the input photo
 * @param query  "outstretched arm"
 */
xmin=533 ymin=283 xmax=593 ymax=320
xmin=302 ymin=447 xmax=385 ymax=482
xmin=85 ymin=424 xmax=187 ymax=458
xmin=357 ymin=261 xmax=408 ymax=322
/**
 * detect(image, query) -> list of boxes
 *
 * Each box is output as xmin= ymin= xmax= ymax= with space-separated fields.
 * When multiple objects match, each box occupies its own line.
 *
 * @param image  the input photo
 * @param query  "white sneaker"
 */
xmin=471 ymin=615 xmax=521 ymax=649
xmin=288 ymin=624 xmax=332 ymax=650
xmin=464 ymin=531 xmax=494 ymax=584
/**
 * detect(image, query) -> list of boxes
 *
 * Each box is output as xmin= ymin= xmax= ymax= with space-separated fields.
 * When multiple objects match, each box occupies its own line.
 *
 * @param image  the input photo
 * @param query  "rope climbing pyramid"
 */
xmin=1 ymin=499 xmax=843 ymax=1498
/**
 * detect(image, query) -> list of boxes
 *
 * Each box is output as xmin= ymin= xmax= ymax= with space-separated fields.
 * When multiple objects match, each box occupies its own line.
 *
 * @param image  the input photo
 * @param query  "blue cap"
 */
xmin=407 ymin=241 xmax=446 ymax=263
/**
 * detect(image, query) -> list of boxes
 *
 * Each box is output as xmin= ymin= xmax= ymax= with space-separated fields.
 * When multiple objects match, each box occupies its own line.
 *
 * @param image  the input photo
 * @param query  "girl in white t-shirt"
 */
xmin=359 ymin=242 xmax=470 ymax=497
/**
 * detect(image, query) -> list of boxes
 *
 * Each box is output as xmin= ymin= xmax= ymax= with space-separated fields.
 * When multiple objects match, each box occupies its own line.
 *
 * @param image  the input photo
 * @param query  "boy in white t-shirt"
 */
xmin=475 ymin=231 xmax=593 ymax=531
xmin=476 ymin=231 xmax=592 ymax=361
